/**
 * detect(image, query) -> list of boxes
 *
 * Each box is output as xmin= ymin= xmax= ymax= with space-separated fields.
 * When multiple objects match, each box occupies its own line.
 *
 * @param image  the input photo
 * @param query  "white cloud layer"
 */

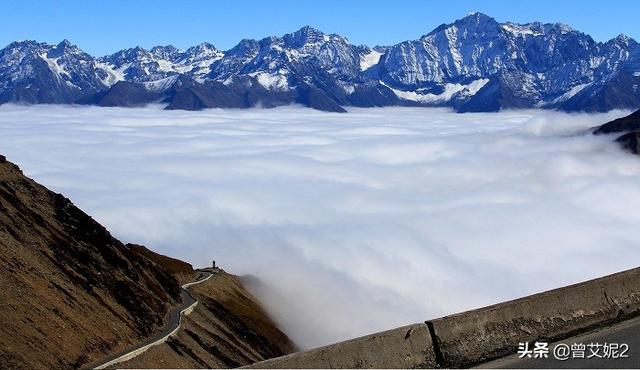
xmin=0 ymin=104 xmax=639 ymax=349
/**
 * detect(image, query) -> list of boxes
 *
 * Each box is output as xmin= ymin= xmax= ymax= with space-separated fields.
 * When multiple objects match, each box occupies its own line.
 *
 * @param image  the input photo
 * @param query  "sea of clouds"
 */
xmin=1 ymin=104 xmax=639 ymax=348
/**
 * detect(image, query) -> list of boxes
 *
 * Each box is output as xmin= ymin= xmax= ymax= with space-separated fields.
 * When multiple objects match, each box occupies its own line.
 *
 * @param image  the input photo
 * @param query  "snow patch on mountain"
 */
xmin=500 ymin=23 xmax=543 ymax=37
xmin=142 ymin=75 xmax=179 ymax=92
xmin=360 ymin=50 xmax=382 ymax=71
xmin=251 ymin=71 xmax=289 ymax=90
xmin=39 ymin=54 xmax=69 ymax=79
xmin=550 ymin=83 xmax=592 ymax=104
xmin=384 ymin=78 xmax=489 ymax=103
xmin=95 ymin=61 xmax=124 ymax=86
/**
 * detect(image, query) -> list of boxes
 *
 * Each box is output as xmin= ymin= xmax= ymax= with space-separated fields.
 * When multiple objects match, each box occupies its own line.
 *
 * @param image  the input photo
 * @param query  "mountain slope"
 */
xmin=0 ymin=156 xmax=295 ymax=369
xmin=0 ymin=40 xmax=107 ymax=104
xmin=0 ymin=156 xmax=182 ymax=369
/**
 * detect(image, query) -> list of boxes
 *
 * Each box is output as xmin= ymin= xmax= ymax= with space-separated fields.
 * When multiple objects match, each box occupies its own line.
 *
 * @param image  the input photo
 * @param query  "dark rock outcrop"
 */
xmin=593 ymin=109 xmax=640 ymax=134
xmin=593 ymin=109 xmax=640 ymax=154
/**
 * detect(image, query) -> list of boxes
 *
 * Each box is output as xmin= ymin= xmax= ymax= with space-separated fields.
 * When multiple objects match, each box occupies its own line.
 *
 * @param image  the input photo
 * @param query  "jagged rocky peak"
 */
xmin=108 ymin=45 xmax=150 ymax=61
xmin=425 ymin=12 xmax=497 ymax=37
xmin=227 ymin=38 xmax=260 ymax=56
xmin=5 ymin=39 xmax=42 ymax=49
xmin=191 ymin=41 xmax=217 ymax=51
xmin=184 ymin=42 xmax=223 ymax=58
xmin=1 ymin=40 xmax=52 ymax=60
xmin=608 ymin=33 xmax=638 ymax=48
xmin=458 ymin=12 xmax=498 ymax=26
xmin=149 ymin=45 xmax=181 ymax=59
xmin=283 ymin=25 xmax=337 ymax=46
xmin=0 ymin=40 xmax=42 ymax=65
xmin=47 ymin=39 xmax=89 ymax=59
xmin=179 ymin=42 xmax=224 ymax=78
xmin=0 ymin=38 xmax=107 ymax=104
xmin=52 ymin=39 xmax=75 ymax=52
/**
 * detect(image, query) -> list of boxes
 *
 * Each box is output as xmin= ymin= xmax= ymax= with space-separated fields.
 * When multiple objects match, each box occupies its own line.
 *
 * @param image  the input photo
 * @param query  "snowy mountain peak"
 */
xmin=425 ymin=12 xmax=498 ymax=39
xmin=615 ymin=34 xmax=632 ymax=42
xmin=283 ymin=26 xmax=347 ymax=47
xmin=150 ymin=45 xmax=180 ymax=59
xmin=56 ymin=39 xmax=74 ymax=49
xmin=48 ymin=39 xmax=85 ymax=58
xmin=610 ymin=34 xmax=637 ymax=47
xmin=460 ymin=11 xmax=496 ymax=23
xmin=189 ymin=42 xmax=218 ymax=52
xmin=290 ymin=25 xmax=325 ymax=39
xmin=556 ymin=23 xmax=574 ymax=33
xmin=5 ymin=40 xmax=43 ymax=51
xmin=182 ymin=42 xmax=223 ymax=62
xmin=285 ymin=26 xmax=325 ymax=46
xmin=451 ymin=12 xmax=499 ymax=31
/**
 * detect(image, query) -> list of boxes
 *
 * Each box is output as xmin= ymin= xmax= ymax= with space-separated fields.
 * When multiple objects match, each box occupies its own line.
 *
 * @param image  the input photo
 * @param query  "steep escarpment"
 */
xmin=0 ymin=156 xmax=183 ymax=369
xmin=115 ymin=271 xmax=297 ymax=369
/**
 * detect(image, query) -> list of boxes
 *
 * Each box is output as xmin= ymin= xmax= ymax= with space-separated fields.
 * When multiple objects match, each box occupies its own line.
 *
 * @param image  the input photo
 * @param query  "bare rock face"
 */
xmin=0 ymin=156 xmax=182 ymax=369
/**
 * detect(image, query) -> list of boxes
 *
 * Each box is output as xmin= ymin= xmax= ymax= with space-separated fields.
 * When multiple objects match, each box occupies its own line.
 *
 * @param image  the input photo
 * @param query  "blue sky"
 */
xmin=2 ymin=0 xmax=639 ymax=56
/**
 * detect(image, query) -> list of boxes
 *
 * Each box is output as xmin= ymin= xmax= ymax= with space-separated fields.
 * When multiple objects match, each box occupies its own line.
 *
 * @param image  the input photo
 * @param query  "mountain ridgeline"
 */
xmin=2 ymin=13 xmax=640 ymax=112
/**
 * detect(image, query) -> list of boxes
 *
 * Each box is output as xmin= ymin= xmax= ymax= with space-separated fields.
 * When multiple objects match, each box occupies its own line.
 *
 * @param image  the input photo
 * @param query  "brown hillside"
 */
xmin=0 ymin=156 xmax=182 ymax=369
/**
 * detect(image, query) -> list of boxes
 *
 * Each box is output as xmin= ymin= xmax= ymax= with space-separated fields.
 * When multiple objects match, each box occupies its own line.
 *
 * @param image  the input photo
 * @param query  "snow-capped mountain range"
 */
xmin=2 ymin=13 xmax=640 ymax=112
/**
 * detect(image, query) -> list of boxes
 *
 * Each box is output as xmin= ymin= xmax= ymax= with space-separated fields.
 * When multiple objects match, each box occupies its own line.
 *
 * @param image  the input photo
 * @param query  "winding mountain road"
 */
xmin=90 ymin=272 xmax=214 ymax=369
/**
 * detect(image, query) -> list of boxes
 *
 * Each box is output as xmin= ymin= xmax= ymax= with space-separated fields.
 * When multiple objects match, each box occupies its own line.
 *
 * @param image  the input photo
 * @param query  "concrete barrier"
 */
xmin=430 ymin=267 xmax=640 ymax=367
xmin=246 ymin=323 xmax=436 ymax=369
xmin=247 ymin=267 xmax=640 ymax=369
